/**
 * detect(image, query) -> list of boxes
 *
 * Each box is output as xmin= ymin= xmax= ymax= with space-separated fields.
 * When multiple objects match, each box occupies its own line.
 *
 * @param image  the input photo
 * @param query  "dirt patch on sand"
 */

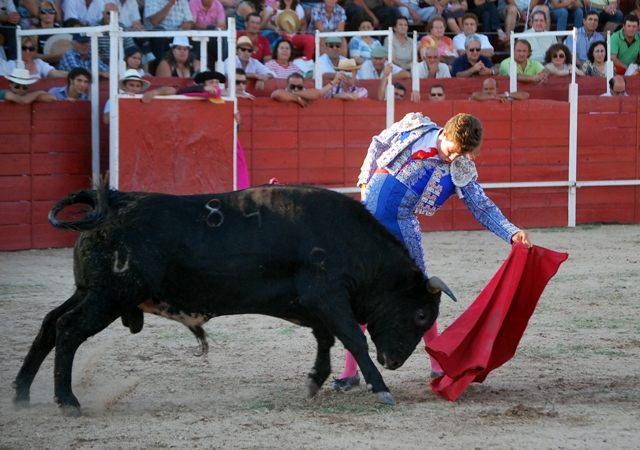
xmin=1 ymin=224 xmax=639 ymax=449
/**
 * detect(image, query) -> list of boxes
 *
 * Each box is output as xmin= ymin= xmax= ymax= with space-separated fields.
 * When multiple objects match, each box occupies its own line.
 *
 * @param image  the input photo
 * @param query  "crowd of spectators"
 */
xmin=2 ymin=0 xmax=640 ymax=104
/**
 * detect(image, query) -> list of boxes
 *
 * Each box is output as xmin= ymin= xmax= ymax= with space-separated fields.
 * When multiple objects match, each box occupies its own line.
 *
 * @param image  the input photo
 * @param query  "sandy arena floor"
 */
xmin=1 ymin=224 xmax=639 ymax=449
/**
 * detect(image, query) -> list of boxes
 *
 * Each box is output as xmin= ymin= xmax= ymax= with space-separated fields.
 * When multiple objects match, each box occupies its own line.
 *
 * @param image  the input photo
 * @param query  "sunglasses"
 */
xmin=40 ymin=8 xmax=56 ymax=14
xmin=327 ymin=43 xmax=341 ymax=48
xmin=468 ymin=48 xmax=480 ymax=52
xmin=12 ymin=83 xmax=29 ymax=91
xmin=552 ymin=53 xmax=565 ymax=58
xmin=22 ymin=46 xmax=36 ymax=52
xmin=430 ymin=92 xmax=444 ymax=97
xmin=289 ymin=84 xmax=304 ymax=90
xmin=235 ymin=79 xmax=248 ymax=85
xmin=238 ymin=47 xmax=253 ymax=53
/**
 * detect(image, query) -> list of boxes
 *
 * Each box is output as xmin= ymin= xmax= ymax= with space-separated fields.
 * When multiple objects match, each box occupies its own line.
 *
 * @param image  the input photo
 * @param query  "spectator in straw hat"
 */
xmin=324 ymin=58 xmax=368 ymax=99
xmin=272 ymin=70 xmax=344 ymax=105
xmin=103 ymin=69 xmax=151 ymax=124
xmin=318 ymin=35 xmax=347 ymax=78
xmin=1 ymin=68 xmax=57 ymax=103
xmin=357 ymin=46 xmax=409 ymax=80
xmin=272 ymin=6 xmax=315 ymax=60
xmin=224 ymin=36 xmax=275 ymax=90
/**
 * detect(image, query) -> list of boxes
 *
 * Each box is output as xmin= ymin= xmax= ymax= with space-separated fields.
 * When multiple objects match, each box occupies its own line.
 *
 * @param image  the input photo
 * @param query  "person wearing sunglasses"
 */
xmin=308 ymin=0 xmax=348 ymax=57
xmin=600 ymin=75 xmax=628 ymax=97
xmin=224 ymin=36 xmax=274 ymax=90
xmin=333 ymin=112 xmax=531 ymax=391
xmin=32 ymin=2 xmax=65 ymax=66
xmin=318 ymin=36 xmax=347 ymax=79
xmin=470 ymin=77 xmax=529 ymax=102
xmin=451 ymin=34 xmax=495 ymax=78
xmin=543 ymin=43 xmax=584 ymax=77
xmin=1 ymin=68 xmax=57 ymax=104
xmin=271 ymin=71 xmax=344 ymax=106
xmin=7 ymin=35 xmax=68 ymax=79
xmin=234 ymin=68 xmax=255 ymax=99
xmin=428 ymin=83 xmax=445 ymax=101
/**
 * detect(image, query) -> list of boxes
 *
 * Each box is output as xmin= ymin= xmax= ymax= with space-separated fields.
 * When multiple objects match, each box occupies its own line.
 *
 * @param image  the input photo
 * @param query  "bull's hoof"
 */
xmin=306 ymin=378 xmax=320 ymax=398
xmin=12 ymin=396 xmax=30 ymax=408
xmin=373 ymin=391 xmax=396 ymax=406
xmin=59 ymin=404 xmax=82 ymax=417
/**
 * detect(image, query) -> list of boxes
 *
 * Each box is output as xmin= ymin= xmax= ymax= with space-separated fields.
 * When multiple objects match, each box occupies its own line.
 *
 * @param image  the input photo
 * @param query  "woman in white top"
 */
xmin=9 ymin=36 xmax=67 ymax=79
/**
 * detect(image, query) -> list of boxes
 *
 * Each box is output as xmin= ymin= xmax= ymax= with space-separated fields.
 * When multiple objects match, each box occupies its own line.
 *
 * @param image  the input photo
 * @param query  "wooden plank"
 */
xmin=32 ymin=153 xmax=92 ymax=175
xmin=0 ymin=201 xmax=30 ymax=225
xmin=0 ymin=176 xmax=30 ymax=202
xmin=0 ymin=154 xmax=30 ymax=176
xmin=0 ymin=224 xmax=31 ymax=251
xmin=32 ymin=175 xmax=91 ymax=202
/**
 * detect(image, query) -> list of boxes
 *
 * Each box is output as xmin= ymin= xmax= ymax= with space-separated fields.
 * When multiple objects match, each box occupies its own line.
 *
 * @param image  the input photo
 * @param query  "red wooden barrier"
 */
xmin=2 ymin=80 xmax=639 ymax=251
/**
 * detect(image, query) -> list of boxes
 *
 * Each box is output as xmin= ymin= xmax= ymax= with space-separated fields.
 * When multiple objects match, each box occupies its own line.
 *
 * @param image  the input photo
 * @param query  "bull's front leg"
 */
xmin=295 ymin=274 xmax=395 ymax=405
xmin=307 ymin=326 xmax=335 ymax=397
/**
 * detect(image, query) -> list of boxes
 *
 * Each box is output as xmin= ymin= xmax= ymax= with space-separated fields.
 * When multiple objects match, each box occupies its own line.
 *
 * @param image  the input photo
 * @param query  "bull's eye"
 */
xmin=415 ymin=311 xmax=427 ymax=326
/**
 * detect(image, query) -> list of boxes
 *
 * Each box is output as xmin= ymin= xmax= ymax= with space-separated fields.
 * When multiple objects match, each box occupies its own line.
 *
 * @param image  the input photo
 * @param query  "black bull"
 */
xmin=13 ymin=182 xmax=454 ymax=413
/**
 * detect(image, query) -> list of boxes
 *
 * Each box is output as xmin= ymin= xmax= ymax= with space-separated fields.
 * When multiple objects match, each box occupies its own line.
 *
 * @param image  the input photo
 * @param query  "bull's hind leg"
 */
xmin=306 ymin=326 xmax=335 ymax=397
xmin=53 ymin=293 xmax=120 ymax=416
xmin=13 ymin=289 xmax=85 ymax=406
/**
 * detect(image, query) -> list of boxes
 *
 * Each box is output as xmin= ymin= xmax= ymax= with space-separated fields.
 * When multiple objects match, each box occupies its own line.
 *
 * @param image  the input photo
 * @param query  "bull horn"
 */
xmin=427 ymin=276 xmax=457 ymax=302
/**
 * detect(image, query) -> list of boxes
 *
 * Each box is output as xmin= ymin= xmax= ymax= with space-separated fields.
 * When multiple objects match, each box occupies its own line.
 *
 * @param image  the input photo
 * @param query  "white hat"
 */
xmin=118 ymin=69 xmax=150 ymax=91
xmin=169 ymin=36 xmax=192 ymax=49
xmin=4 ymin=68 xmax=37 ymax=85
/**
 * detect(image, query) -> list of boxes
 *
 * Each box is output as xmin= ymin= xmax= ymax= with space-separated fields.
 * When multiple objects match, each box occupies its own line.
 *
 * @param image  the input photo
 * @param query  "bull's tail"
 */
xmin=48 ymin=173 xmax=113 ymax=232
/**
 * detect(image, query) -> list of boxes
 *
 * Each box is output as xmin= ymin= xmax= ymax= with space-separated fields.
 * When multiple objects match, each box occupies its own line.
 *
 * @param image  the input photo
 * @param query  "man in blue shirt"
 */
xmin=564 ymin=11 xmax=604 ymax=66
xmin=48 ymin=68 xmax=91 ymax=101
xmin=57 ymin=33 xmax=109 ymax=78
xmin=452 ymin=34 xmax=495 ymax=78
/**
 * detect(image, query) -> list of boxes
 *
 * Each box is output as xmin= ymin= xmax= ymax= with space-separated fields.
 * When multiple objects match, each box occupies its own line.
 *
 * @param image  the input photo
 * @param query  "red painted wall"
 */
xmin=2 ymin=77 xmax=639 ymax=251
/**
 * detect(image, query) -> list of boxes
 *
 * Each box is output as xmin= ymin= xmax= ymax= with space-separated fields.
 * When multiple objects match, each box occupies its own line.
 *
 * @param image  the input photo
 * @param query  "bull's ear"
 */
xmin=426 ymin=276 xmax=457 ymax=302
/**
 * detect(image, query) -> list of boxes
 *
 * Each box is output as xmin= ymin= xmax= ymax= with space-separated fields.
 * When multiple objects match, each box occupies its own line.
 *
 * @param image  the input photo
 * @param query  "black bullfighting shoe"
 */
xmin=331 ymin=371 xmax=361 ymax=391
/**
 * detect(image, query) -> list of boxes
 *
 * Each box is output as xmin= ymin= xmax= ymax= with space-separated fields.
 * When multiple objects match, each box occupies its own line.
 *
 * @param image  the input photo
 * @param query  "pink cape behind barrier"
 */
xmin=426 ymin=243 xmax=569 ymax=401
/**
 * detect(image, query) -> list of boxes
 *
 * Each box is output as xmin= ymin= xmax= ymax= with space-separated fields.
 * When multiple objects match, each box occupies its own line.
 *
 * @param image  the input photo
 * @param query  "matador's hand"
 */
xmin=511 ymin=231 xmax=532 ymax=248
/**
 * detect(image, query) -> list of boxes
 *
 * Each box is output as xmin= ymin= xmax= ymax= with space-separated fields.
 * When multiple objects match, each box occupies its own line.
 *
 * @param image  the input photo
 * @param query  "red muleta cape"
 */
xmin=426 ymin=243 xmax=569 ymax=401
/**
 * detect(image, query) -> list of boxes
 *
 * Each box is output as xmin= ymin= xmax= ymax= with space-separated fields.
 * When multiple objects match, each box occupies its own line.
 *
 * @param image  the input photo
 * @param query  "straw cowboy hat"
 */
xmin=118 ymin=69 xmax=150 ymax=91
xmin=5 ymin=68 xmax=37 ymax=85
xmin=334 ymin=59 xmax=362 ymax=71
xmin=236 ymin=36 xmax=254 ymax=49
xmin=43 ymin=34 xmax=73 ymax=55
xmin=275 ymin=11 xmax=301 ymax=34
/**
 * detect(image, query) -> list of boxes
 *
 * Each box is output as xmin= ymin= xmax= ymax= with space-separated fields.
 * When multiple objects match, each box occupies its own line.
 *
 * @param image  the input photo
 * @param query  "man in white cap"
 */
xmin=325 ymin=59 xmax=368 ymax=100
xmin=319 ymin=36 xmax=348 ymax=79
xmin=357 ymin=46 xmax=410 ymax=80
xmin=1 ymin=68 xmax=57 ymax=104
xmin=224 ymin=36 xmax=274 ymax=91
xmin=103 ymin=69 xmax=151 ymax=124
